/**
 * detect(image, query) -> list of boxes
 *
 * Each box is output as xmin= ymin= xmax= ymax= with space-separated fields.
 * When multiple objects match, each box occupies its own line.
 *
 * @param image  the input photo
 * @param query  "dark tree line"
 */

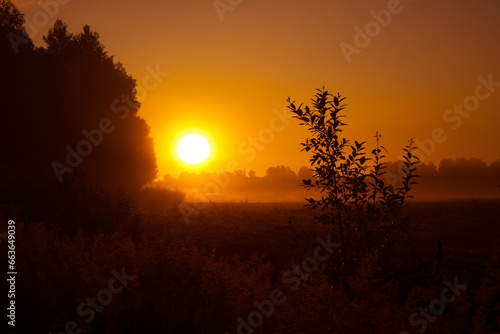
xmin=1 ymin=1 xmax=160 ymax=234
xmin=157 ymin=158 xmax=500 ymax=202
xmin=1 ymin=4 xmax=157 ymax=189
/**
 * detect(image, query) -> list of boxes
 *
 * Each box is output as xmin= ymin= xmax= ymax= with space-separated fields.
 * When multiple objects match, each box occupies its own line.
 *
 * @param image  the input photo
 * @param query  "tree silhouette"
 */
xmin=0 ymin=0 xmax=33 ymax=54
xmin=1 ymin=4 xmax=157 ymax=190
xmin=288 ymin=88 xmax=420 ymax=288
xmin=0 ymin=1 xmax=159 ymax=234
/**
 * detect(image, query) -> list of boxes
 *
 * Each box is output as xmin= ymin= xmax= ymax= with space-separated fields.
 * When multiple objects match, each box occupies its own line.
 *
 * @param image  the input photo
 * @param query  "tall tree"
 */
xmin=1 ymin=5 xmax=157 ymax=190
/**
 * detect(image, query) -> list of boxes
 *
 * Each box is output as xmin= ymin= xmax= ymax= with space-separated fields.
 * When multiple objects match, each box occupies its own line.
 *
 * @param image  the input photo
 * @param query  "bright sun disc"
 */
xmin=176 ymin=134 xmax=210 ymax=164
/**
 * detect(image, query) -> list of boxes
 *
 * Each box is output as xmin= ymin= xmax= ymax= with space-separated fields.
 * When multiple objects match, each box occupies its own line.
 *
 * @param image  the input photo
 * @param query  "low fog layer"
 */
xmin=155 ymin=159 xmax=500 ymax=203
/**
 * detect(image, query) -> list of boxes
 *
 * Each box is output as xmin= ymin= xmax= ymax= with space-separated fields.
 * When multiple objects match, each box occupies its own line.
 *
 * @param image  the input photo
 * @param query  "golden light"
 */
xmin=176 ymin=133 xmax=211 ymax=165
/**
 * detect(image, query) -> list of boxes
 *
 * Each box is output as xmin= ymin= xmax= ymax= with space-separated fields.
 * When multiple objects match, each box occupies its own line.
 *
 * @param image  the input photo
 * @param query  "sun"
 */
xmin=176 ymin=133 xmax=211 ymax=165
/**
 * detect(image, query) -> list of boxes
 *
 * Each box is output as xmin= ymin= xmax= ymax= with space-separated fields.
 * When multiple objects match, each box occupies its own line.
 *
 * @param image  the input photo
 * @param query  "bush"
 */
xmin=287 ymin=88 xmax=420 ymax=283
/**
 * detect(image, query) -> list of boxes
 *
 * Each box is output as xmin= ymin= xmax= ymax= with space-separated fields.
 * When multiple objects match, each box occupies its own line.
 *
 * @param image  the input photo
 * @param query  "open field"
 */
xmin=6 ymin=199 xmax=500 ymax=333
xmin=162 ymin=200 xmax=500 ymax=281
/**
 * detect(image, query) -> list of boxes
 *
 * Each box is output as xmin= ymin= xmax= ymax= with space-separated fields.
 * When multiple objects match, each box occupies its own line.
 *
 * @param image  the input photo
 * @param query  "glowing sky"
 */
xmin=15 ymin=0 xmax=500 ymax=177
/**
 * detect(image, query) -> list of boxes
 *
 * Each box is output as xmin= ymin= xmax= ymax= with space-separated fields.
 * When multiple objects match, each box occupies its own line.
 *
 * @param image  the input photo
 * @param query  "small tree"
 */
xmin=287 ymin=88 xmax=419 ymax=280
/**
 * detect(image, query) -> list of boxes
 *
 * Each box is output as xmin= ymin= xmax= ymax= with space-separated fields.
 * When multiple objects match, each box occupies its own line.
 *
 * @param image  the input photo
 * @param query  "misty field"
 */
xmin=171 ymin=200 xmax=500 ymax=273
xmin=8 ymin=199 xmax=500 ymax=334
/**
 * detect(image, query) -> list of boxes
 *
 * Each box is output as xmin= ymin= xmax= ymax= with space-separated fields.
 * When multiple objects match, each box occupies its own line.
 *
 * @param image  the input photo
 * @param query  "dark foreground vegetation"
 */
xmin=2 ymin=201 xmax=499 ymax=333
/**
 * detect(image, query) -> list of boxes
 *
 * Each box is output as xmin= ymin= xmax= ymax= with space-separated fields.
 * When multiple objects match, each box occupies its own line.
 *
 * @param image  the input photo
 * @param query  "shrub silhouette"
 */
xmin=287 ymin=88 xmax=420 ymax=287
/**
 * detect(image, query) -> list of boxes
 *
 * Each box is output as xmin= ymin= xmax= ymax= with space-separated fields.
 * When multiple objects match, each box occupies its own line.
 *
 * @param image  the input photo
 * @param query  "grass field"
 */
xmin=165 ymin=200 xmax=500 ymax=275
xmin=10 ymin=199 xmax=500 ymax=333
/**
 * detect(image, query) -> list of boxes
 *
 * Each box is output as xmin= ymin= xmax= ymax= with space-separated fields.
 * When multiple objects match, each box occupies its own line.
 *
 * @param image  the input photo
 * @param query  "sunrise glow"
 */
xmin=176 ymin=133 xmax=211 ymax=165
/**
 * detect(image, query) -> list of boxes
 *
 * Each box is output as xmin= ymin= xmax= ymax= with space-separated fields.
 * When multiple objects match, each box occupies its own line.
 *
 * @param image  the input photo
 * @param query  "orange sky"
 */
xmin=15 ymin=0 xmax=500 ymax=177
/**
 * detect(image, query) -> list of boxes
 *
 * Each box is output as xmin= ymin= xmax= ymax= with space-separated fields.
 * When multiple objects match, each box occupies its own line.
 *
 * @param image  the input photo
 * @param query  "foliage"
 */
xmin=0 ymin=1 xmax=169 ymax=235
xmin=1 ymin=3 xmax=157 ymax=191
xmin=287 ymin=88 xmax=420 ymax=277
xmin=0 ymin=0 xmax=33 ymax=53
xmin=132 ymin=186 xmax=186 ymax=211
xmin=13 ymin=203 xmax=500 ymax=333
